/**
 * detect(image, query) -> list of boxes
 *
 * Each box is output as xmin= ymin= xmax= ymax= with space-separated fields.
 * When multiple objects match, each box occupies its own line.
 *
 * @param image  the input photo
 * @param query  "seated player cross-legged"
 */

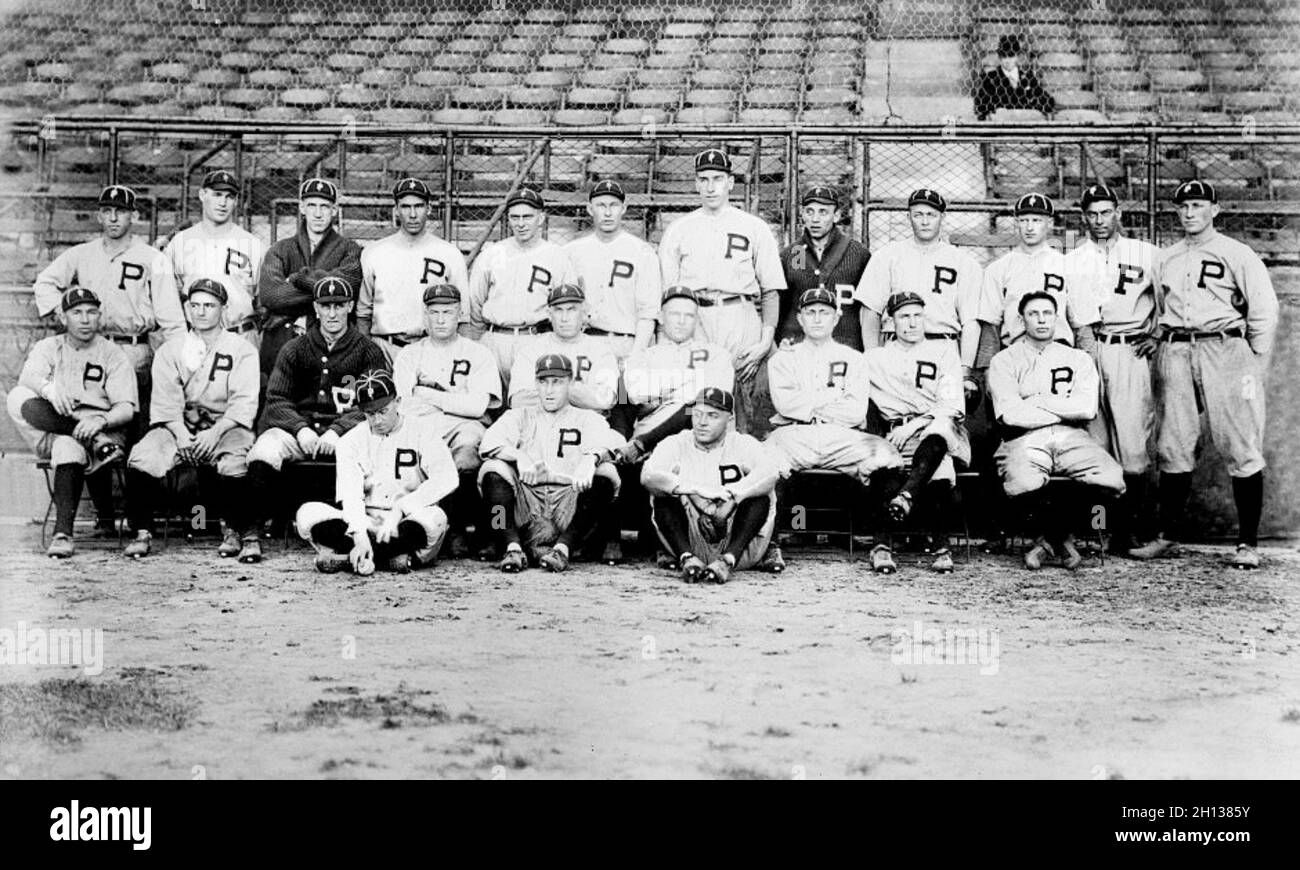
xmin=987 ymin=291 xmax=1126 ymax=570
xmin=477 ymin=353 xmax=626 ymax=573
xmin=765 ymin=287 xmax=905 ymax=574
xmin=295 ymin=371 xmax=457 ymax=575
xmin=865 ymin=292 xmax=972 ymax=574
xmin=6 ymin=288 xmax=138 ymax=557
xmin=392 ymin=283 xmax=502 ymax=557
xmin=123 ymin=279 xmax=260 ymax=559
xmin=641 ymin=387 xmax=782 ymax=584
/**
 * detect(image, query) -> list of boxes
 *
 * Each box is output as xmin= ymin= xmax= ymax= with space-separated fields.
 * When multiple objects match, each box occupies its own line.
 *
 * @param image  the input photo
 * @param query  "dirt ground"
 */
xmin=1 ymin=522 xmax=1298 ymax=780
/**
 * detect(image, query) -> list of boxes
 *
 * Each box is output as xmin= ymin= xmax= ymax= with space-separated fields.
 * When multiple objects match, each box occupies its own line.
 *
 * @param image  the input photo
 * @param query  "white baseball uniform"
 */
xmin=507 ymin=334 xmax=619 ymax=413
xmin=623 ymin=336 xmax=735 ymax=439
xmin=467 ymin=237 xmax=575 ymax=379
xmin=564 ymin=229 xmax=661 ymax=362
xmin=865 ymin=339 xmax=971 ymax=481
xmin=978 ymin=246 xmax=1099 ymax=347
xmin=392 ymin=334 xmax=502 ymax=471
xmin=164 ymin=223 xmax=265 ymax=337
xmin=359 ymin=231 xmax=470 ymax=359
xmin=855 ymin=237 xmax=984 ymax=338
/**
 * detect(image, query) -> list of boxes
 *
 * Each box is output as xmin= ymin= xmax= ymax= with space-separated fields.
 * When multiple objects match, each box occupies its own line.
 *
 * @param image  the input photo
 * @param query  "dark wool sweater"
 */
xmin=257 ymin=326 xmax=389 ymax=437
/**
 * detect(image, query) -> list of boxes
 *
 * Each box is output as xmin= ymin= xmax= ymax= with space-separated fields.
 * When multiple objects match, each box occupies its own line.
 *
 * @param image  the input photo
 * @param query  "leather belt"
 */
xmin=1161 ymin=328 xmax=1244 ymax=343
xmin=226 ymin=319 xmax=258 ymax=334
xmin=586 ymin=326 xmax=635 ymax=338
xmin=104 ymin=333 xmax=148 ymax=345
xmin=694 ymin=292 xmax=747 ymax=308
xmin=374 ymin=333 xmax=415 ymax=347
xmin=1094 ymin=332 xmax=1144 ymax=345
xmin=485 ymin=321 xmax=552 ymax=334
xmin=925 ymin=332 xmax=959 ymax=341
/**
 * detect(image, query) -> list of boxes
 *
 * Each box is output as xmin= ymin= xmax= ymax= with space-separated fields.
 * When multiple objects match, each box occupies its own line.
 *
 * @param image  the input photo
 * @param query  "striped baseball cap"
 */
xmin=1172 ymin=179 xmax=1217 ymax=204
xmin=886 ymin=291 xmax=926 ymax=316
xmin=691 ymin=387 xmax=734 ymax=414
xmin=1079 ymin=183 xmax=1119 ymax=209
xmin=392 ymin=177 xmax=432 ymax=201
xmin=186 ymin=278 xmax=228 ymax=303
xmin=506 ymin=186 xmax=546 ymax=210
xmin=535 ymin=353 xmax=574 ymax=379
xmin=801 ymin=186 xmax=839 ymax=207
xmin=97 ymin=184 xmax=137 ymax=210
xmin=313 ymin=276 xmax=353 ymax=302
xmin=798 ymin=287 xmax=837 ymax=309
xmin=694 ymin=148 xmax=732 ymax=174
xmin=355 ymin=370 xmax=397 ymax=412
xmin=589 ymin=179 xmax=625 ymax=201
xmin=300 ymin=177 xmax=338 ymax=203
xmin=661 ymin=286 xmax=699 ymax=305
xmin=61 ymin=287 xmax=100 ymax=311
xmin=908 ymin=188 xmax=947 ymax=212
xmin=201 ymin=170 xmax=239 ymax=194
xmin=1015 ymin=192 xmax=1054 ymax=217
xmin=422 ymin=284 xmax=461 ymax=305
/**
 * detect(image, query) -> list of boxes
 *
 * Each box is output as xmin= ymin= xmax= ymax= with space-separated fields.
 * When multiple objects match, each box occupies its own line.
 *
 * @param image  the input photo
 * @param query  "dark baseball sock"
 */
xmin=374 ymin=520 xmax=428 ymax=563
xmin=85 ymin=466 xmax=117 ymax=526
xmin=125 ymin=469 xmax=162 ymax=534
xmin=21 ymin=397 xmax=77 ymax=435
xmin=723 ymin=495 xmax=772 ymax=562
xmin=773 ymin=478 xmax=790 ymax=536
xmin=868 ymin=467 xmax=908 ymax=526
xmin=557 ymin=476 xmax=617 ymax=551
xmin=217 ymin=474 xmax=254 ymax=536
xmin=903 ymin=435 xmax=949 ymax=497
xmin=1014 ymin=487 xmax=1050 ymax=542
xmin=922 ymin=480 xmax=956 ymax=548
xmin=310 ymin=518 xmax=353 ymax=554
xmin=447 ymin=471 xmax=483 ymax=536
xmin=608 ymin=394 xmax=637 ymax=439
xmin=52 ymin=463 xmax=85 ymax=536
xmin=481 ymin=472 xmax=521 ymax=549
xmin=1157 ymin=471 xmax=1193 ymax=540
xmin=651 ymin=495 xmax=693 ymax=559
xmin=635 ymin=405 xmax=692 ymax=453
xmin=1116 ymin=473 xmax=1145 ymax=542
xmin=245 ymin=459 xmax=278 ymax=529
xmin=1232 ymin=472 xmax=1264 ymax=547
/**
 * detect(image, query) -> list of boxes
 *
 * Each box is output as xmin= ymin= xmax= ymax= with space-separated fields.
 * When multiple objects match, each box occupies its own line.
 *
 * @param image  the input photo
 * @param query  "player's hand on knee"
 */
xmin=41 ymin=383 xmax=76 ymax=417
xmin=72 ymin=415 xmax=107 ymax=442
xmin=572 ymin=456 xmax=597 ymax=492
xmin=315 ymin=430 xmax=339 ymax=457
xmin=519 ymin=461 xmax=546 ymax=486
xmin=191 ymin=428 xmax=220 ymax=462
xmin=296 ymin=427 xmax=320 ymax=456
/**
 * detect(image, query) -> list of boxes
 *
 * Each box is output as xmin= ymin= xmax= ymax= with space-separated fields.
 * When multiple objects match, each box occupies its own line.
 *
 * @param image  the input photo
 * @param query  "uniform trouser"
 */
xmin=995 ymin=424 xmax=1126 ymax=497
xmin=766 ymin=423 xmax=904 ymax=485
xmin=479 ymin=329 xmax=540 ymax=391
xmin=1090 ymin=339 xmax=1156 ymax=475
xmin=477 ymin=458 xmax=621 ymax=551
xmin=696 ymin=302 xmax=766 ymax=435
xmin=126 ymin=425 xmax=255 ymax=535
xmin=1155 ymin=336 xmax=1265 ymax=478
xmin=295 ymin=501 xmax=449 ymax=567
xmin=651 ymin=493 xmax=775 ymax=570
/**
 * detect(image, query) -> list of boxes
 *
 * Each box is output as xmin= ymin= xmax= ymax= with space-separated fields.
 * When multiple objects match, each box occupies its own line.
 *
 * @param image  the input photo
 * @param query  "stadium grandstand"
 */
xmin=1 ymin=0 xmax=1298 ymax=535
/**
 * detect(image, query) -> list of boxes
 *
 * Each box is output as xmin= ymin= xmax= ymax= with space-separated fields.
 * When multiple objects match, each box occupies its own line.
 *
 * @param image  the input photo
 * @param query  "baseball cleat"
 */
xmin=46 ymin=533 xmax=74 ymax=559
xmin=123 ymin=531 xmax=152 ymax=559
xmin=679 ymin=554 xmax=706 ymax=583
xmin=539 ymin=546 xmax=570 ymax=573
xmin=86 ymin=440 xmax=125 ymax=476
xmin=655 ymin=550 xmax=678 ymax=571
xmin=217 ymin=529 xmax=242 ymax=557
xmin=931 ymin=548 xmax=954 ymax=573
xmin=237 ymin=537 xmax=262 ymax=564
xmin=869 ymin=544 xmax=897 ymax=574
xmin=313 ymin=552 xmax=350 ymax=574
xmin=498 ymin=547 xmax=528 ymax=573
xmin=1127 ymin=536 xmax=1175 ymax=560
xmin=757 ymin=544 xmax=786 ymax=573
xmin=387 ymin=553 xmax=412 ymax=574
xmin=887 ymin=491 xmax=913 ymax=523
xmin=1024 ymin=539 xmax=1053 ymax=571
xmin=701 ymin=558 xmax=731 ymax=584
xmin=1060 ymin=537 xmax=1083 ymax=571
xmin=1231 ymin=544 xmax=1261 ymax=570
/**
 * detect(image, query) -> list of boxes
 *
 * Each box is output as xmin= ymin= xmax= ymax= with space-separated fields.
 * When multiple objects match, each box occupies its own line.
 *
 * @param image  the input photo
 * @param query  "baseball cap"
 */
xmin=1015 ymin=192 xmax=1054 ymax=218
xmin=201 ymin=170 xmax=239 ymax=194
xmin=690 ymin=387 xmax=735 ymax=414
xmin=547 ymin=283 xmax=585 ymax=306
xmin=61 ymin=287 xmax=100 ymax=311
xmin=1079 ymin=184 xmax=1119 ymax=210
xmin=185 ymin=277 xmax=228 ymax=303
xmin=392 ymin=177 xmax=432 ymax=202
xmin=97 ymin=184 xmax=137 ymax=210
xmin=801 ymin=186 xmax=839 ymax=207
xmin=798 ymin=287 xmax=837 ymax=309
xmin=505 ymin=186 xmax=545 ymax=210
xmin=589 ymin=179 xmax=625 ymax=201
xmin=908 ymin=188 xmax=947 ymax=212
xmin=355 ymin=371 xmax=398 ymax=412
xmin=694 ymin=148 xmax=732 ymax=174
xmin=300 ymin=177 xmax=338 ymax=203
xmin=423 ymin=284 xmax=462 ymax=306
xmin=535 ymin=353 xmax=574 ymax=380
xmin=1173 ymin=179 xmax=1217 ymax=204
xmin=661 ymin=286 xmax=699 ymax=305
xmin=886 ymin=291 xmax=926 ymax=316
xmin=313 ymin=276 xmax=353 ymax=302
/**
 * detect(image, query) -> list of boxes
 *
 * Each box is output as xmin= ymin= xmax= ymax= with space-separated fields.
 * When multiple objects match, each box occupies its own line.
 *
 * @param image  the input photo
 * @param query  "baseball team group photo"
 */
xmin=1 ymin=0 xmax=1298 ymax=783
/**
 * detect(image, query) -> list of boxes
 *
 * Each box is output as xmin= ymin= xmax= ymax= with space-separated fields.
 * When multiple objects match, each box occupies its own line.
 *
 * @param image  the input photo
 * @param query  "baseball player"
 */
xmin=358 ymin=177 xmax=470 ymax=364
xmin=563 ymin=180 xmax=661 ymax=363
xmin=658 ymin=148 xmax=786 ymax=435
xmin=258 ymin=177 xmax=364 ymax=373
xmin=31 ymin=185 xmax=184 ymax=382
xmin=987 ymin=291 xmax=1125 ymax=570
xmin=976 ymin=192 xmax=1100 ymax=356
xmin=507 ymin=284 xmax=618 ymax=413
xmin=1129 ymin=180 xmax=1279 ymax=569
xmin=163 ymin=169 xmax=265 ymax=344
xmin=856 ymin=189 xmax=984 ymax=368
xmin=392 ymin=283 xmax=502 ymax=556
xmin=621 ymin=286 xmax=735 ymax=461
xmin=766 ymin=287 xmax=905 ymax=573
xmin=122 ymin=278 xmax=260 ymax=560
xmin=779 ymin=186 xmax=872 ymax=350
xmin=478 ymin=353 xmax=625 ymax=572
xmin=1063 ymin=184 xmax=1161 ymax=552
xmin=243 ymin=276 xmax=389 ymax=562
xmin=466 ymin=187 xmax=575 ymax=382
xmin=6 ymin=288 xmax=138 ymax=557
xmin=295 ymin=371 xmax=457 ymax=575
xmin=864 ymin=292 xmax=971 ymax=573
xmin=641 ymin=387 xmax=781 ymax=584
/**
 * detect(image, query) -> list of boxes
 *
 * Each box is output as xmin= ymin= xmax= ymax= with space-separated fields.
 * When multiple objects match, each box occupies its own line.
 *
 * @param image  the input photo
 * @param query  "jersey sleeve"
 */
xmin=977 ymin=259 xmax=1005 ymax=325
xmin=147 ymin=247 xmax=186 ymax=343
xmin=635 ymin=244 xmax=662 ymax=322
xmin=18 ymin=338 xmax=57 ymax=394
xmin=987 ymin=350 xmax=1059 ymax=429
xmin=391 ymin=344 xmax=418 ymax=404
xmin=103 ymin=345 xmax=140 ymax=410
xmin=466 ymin=243 xmax=493 ymax=332
xmin=31 ymin=249 xmax=76 ymax=317
xmin=955 ymin=253 xmax=984 ymax=324
xmin=357 ymin=245 xmax=377 ymax=322
xmin=148 ymin=343 xmax=186 ymax=426
xmin=853 ymin=247 xmax=889 ymax=311
xmin=395 ymin=423 xmax=460 ymax=516
xmin=1236 ymin=244 xmax=1280 ymax=356
xmin=766 ymin=349 xmax=817 ymax=422
xmin=640 ymin=432 xmax=685 ymax=495
xmin=726 ymin=434 xmax=780 ymax=502
xmin=479 ymin=408 xmax=524 ymax=459
xmin=658 ymin=224 xmax=683 ymax=287
xmin=224 ymin=345 xmax=260 ymax=429
xmin=754 ymin=221 xmax=787 ymax=291
xmin=506 ymin=351 xmax=537 ymax=409
xmin=933 ymin=343 xmax=964 ymax=420
xmin=335 ymin=429 xmax=370 ymax=534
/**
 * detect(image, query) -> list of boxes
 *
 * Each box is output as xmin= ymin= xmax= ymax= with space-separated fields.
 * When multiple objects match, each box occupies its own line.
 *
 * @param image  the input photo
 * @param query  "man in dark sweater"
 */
xmin=974 ymin=35 xmax=1057 ymax=121
xmin=243 ymin=276 xmax=389 ymax=561
xmin=257 ymin=178 xmax=363 ymax=373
